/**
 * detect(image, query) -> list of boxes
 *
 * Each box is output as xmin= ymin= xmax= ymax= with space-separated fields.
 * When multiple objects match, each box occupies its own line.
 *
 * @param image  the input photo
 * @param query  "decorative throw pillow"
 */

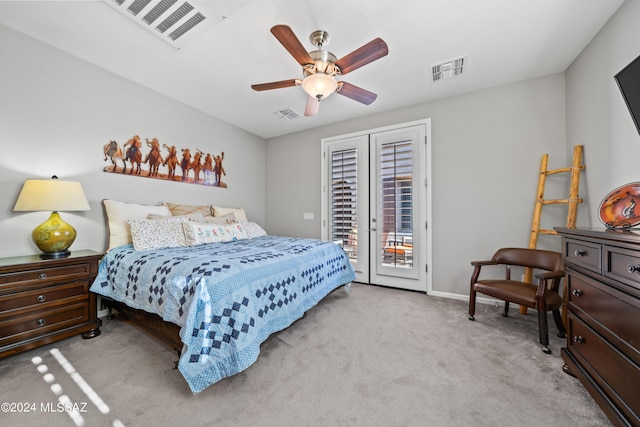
xmin=202 ymin=212 xmax=237 ymax=225
xmin=224 ymin=223 xmax=249 ymax=241
xmin=103 ymin=199 xmax=172 ymax=251
xmin=182 ymin=222 xmax=229 ymax=246
xmin=163 ymin=202 xmax=211 ymax=217
xmin=148 ymin=212 xmax=205 ymax=222
xmin=211 ymin=205 xmax=248 ymax=222
xmin=241 ymin=222 xmax=267 ymax=238
xmin=128 ymin=217 xmax=187 ymax=251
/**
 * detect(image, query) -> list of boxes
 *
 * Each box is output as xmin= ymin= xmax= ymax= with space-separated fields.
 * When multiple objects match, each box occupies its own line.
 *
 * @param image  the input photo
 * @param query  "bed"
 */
xmin=90 ymin=200 xmax=356 ymax=394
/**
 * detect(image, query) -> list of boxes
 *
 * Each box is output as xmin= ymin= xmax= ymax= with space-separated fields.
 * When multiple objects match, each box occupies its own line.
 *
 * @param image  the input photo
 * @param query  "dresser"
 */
xmin=556 ymin=228 xmax=640 ymax=427
xmin=0 ymin=250 xmax=102 ymax=359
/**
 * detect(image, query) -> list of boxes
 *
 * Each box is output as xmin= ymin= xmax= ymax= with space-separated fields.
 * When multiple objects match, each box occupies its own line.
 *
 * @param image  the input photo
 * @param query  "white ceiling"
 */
xmin=0 ymin=0 xmax=625 ymax=139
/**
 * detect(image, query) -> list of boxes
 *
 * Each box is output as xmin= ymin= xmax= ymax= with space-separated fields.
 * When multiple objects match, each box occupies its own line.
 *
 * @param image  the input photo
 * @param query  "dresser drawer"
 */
xmin=0 ymin=281 xmax=89 ymax=318
xmin=567 ymin=270 xmax=640 ymax=365
xmin=604 ymin=244 xmax=640 ymax=293
xmin=0 ymin=262 xmax=94 ymax=292
xmin=564 ymin=238 xmax=601 ymax=273
xmin=0 ymin=302 xmax=88 ymax=344
xmin=568 ymin=313 xmax=640 ymax=422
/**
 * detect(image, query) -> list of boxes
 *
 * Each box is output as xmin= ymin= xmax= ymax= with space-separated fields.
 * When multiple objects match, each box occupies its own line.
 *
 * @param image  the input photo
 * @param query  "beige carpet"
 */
xmin=0 ymin=283 xmax=611 ymax=427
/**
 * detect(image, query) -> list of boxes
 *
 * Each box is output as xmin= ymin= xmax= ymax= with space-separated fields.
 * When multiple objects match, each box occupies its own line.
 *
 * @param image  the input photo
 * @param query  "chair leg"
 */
xmin=538 ymin=309 xmax=551 ymax=354
xmin=468 ymin=288 xmax=476 ymax=321
xmin=501 ymin=301 xmax=510 ymax=317
xmin=552 ymin=309 xmax=566 ymax=338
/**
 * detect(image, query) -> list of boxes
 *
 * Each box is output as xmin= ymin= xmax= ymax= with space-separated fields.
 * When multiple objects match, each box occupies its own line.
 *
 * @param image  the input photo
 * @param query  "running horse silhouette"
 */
xmin=163 ymin=144 xmax=179 ymax=179
xmin=144 ymin=137 xmax=163 ymax=178
xmin=103 ymin=140 xmax=124 ymax=171
xmin=123 ymin=135 xmax=143 ymax=175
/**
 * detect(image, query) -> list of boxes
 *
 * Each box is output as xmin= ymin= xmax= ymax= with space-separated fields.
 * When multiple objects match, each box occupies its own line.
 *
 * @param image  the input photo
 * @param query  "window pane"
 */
xmin=380 ymin=141 xmax=413 ymax=267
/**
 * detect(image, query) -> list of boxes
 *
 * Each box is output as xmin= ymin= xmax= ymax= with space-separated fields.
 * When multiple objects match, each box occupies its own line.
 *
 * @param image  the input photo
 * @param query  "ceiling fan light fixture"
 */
xmin=301 ymin=73 xmax=337 ymax=100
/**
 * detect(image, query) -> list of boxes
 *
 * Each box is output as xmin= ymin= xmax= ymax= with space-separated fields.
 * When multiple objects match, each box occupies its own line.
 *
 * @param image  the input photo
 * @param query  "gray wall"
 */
xmin=0 ymin=24 xmax=266 ymax=258
xmin=566 ymin=0 xmax=640 ymax=224
xmin=266 ymin=74 xmax=568 ymax=298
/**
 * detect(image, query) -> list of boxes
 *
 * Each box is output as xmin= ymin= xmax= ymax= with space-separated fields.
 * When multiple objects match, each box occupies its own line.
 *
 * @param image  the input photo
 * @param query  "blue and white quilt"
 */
xmin=90 ymin=235 xmax=355 ymax=394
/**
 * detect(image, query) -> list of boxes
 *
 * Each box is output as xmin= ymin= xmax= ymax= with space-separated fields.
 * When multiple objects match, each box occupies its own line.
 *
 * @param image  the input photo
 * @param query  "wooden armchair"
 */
xmin=468 ymin=247 xmax=566 ymax=354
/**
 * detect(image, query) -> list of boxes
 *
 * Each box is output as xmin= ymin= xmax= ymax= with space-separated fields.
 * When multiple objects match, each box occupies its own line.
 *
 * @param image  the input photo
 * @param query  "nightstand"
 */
xmin=0 ymin=250 xmax=103 ymax=359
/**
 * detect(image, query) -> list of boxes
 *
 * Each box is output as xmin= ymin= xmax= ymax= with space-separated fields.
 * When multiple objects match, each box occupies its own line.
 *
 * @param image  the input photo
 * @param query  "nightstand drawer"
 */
xmin=0 ymin=262 xmax=94 ymax=292
xmin=564 ymin=238 xmax=601 ymax=273
xmin=0 ymin=302 xmax=88 ymax=344
xmin=568 ymin=313 xmax=640 ymax=422
xmin=0 ymin=281 xmax=89 ymax=317
xmin=604 ymin=244 xmax=640 ymax=293
xmin=567 ymin=270 xmax=640 ymax=364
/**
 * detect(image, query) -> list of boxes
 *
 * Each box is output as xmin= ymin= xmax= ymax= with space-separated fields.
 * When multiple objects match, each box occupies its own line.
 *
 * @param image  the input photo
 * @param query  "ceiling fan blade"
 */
xmin=251 ymin=79 xmax=300 ymax=91
xmin=335 ymin=38 xmax=388 ymax=75
xmin=304 ymin=95 xmax=320 ymax=116
xmin=336 ymin=82 xmax=377 ymax=105
xmin=271 ymin=25 xmax=314 ymax=66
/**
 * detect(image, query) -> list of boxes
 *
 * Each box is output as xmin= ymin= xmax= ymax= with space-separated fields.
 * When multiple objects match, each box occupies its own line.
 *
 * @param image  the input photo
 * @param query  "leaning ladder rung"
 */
xmin=544 ymin=165 xmax=585 ymax=176
xmin=539 ymin=229 xmax=558 ymax=235
xmin=540 ymin=198 xmax=584 ymax=205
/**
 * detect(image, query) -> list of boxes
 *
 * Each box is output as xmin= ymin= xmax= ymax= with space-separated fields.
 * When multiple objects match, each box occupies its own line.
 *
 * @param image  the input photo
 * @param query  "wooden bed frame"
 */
xmin=102 ymin=297 xmax=183 ymax=353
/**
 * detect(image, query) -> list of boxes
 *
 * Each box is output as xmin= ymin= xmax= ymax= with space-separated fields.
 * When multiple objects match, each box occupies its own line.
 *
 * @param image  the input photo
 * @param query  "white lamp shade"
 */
xmin=13 ymin=179 xmax=90 ymax=212
xmin=302 ymin=73 xmax=337 ymax=100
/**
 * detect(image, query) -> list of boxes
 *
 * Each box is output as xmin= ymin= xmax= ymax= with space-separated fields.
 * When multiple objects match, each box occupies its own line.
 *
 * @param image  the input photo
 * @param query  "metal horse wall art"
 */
xmin=102 ymin=135 xmax=227 ymax=187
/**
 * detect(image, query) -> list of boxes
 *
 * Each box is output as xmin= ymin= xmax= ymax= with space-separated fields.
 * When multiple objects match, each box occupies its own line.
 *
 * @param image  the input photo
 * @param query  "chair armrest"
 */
xmin=534 ymin=270 xmax=565 ymax=281
xmin=470 ymin=260 xmax=497 ymax=267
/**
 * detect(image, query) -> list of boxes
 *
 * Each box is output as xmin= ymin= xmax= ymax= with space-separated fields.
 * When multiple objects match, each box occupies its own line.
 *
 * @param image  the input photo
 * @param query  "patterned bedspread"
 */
xmin=90 ymin=235 xmax=355 ymax=393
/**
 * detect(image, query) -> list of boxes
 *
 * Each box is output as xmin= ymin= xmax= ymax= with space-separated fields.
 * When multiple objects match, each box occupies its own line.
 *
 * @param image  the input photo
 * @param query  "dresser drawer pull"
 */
xmin=36 ymin=319 xmax=46 ymax=327
xmin=572 ymin=335 xmax=585 ymax=344
xmin=571 ymin=289 xmax=583 ymax=297
xmin=574 ymin=250 xmax=587 ymax=257
xmin=37 ymin=295 xmax=46 ymax=303
xmin=627 ymin=264 xmax=640 ymax=274
xmin=38 ymin=273 xmax=47 ymax=280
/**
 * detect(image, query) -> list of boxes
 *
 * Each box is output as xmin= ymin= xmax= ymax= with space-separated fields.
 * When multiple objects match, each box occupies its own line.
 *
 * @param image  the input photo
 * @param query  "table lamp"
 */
xmin=13 ymin=176 xmax=91 ymax=259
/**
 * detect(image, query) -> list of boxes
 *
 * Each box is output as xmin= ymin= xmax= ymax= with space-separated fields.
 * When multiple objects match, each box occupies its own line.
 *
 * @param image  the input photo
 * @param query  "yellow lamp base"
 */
xmin=32 ymin=211 xmax=77 ymax=259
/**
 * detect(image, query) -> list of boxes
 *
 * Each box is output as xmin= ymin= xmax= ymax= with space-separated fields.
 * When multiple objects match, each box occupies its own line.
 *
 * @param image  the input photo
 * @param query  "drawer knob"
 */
xmin=37 ymin=295 xmax=46 ymax=303
xmin=571 ymin=289 xmax=582 ymax=297
xmin=572 ymin=335 xmax=584 ymax=344
xmin=38 ymin=273 xmax=47 ymax=280
xmin=627 ymin=264 xmax=640 ymax=274
xmin=36 ymin=318 xmax=46 ymax=327
xmin=574 ymin=250 xmax=587 ymax=257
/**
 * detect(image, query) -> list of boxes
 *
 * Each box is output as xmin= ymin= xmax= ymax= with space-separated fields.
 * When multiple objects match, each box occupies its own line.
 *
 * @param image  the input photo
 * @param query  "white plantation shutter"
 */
xmin=330 ymin=148 xmax=358 ymax=260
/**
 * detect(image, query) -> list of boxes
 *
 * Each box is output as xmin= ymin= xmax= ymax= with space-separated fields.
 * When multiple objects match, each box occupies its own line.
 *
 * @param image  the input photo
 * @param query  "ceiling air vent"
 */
xmin=274 ymin=109 xmax=300 ymax=120
xmin=431 ymin=56 xmax=466 ymax=82
xmin=104 ymin=0 xmax=250 ymax=49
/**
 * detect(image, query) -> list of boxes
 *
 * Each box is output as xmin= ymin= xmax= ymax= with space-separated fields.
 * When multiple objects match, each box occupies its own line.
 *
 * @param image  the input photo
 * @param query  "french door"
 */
xmin=321 ymin=120 xmax=430 ymax=292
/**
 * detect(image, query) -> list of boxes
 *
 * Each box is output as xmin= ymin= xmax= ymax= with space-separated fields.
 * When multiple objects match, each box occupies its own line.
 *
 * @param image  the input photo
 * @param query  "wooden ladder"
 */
xmin=521 ymin=145 xmax=585 ymax=314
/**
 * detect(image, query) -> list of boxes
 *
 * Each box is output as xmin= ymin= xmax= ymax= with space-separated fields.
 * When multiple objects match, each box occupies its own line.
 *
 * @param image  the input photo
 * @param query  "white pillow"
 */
xmin=103 ymin=199 xmax=171 ymax=251
xmin=211 ymin=205 xmax=248 ymax=222
xmin=182 ymin=222 xmax=248 ymax=246
xmin=128 ymin=217 xmax=187 ymax=251
xmin=241 ymin=222 xmax=267 ymax=238
xmin=163 ymin=202 xmax=212 ymax=217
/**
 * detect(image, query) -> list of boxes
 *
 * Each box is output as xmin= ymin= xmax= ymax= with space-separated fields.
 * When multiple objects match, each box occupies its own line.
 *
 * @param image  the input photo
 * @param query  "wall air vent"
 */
xmin=274 ymin=109 xmax=300 ymax=120
xmin=431 ymin=56 xmax=467 ymax=82
xmin=104 ymin=0 xmax=251 ymax=49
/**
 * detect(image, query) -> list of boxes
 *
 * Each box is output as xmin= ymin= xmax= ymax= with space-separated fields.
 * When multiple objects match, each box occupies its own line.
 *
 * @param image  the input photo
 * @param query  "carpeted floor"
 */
xmin=0 ymin=283 xmax=611 ymax=427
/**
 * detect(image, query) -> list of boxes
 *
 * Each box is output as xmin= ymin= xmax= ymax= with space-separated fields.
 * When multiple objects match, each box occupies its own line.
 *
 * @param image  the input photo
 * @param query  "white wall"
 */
xmin=566 ymin=0 xmax=640 ymax=225
xmin=266 ymin=74 xmax=568 ymax=298
xmin=0 ymin=24 xmax=266 ymax=258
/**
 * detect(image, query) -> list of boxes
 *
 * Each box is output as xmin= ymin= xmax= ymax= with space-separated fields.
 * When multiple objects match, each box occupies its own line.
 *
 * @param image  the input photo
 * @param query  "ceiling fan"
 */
xmin=251 ymin=25 xmax=388 ymax=117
